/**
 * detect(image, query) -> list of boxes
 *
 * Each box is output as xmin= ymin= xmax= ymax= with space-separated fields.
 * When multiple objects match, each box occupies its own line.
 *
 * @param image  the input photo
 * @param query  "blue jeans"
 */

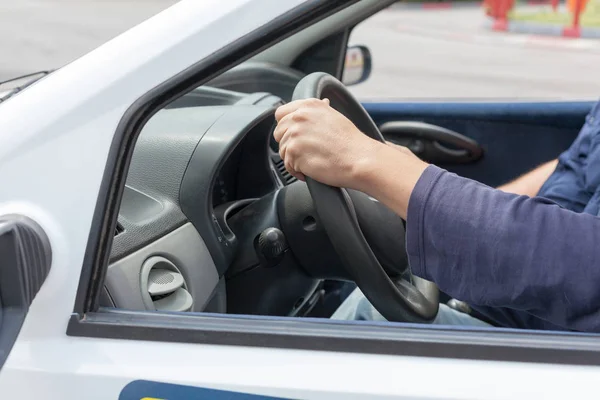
xmin=331 ymin=287 xmax=492 ymax=327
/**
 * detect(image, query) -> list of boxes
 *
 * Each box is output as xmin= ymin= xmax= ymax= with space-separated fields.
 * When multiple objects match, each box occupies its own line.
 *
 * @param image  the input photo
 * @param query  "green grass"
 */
xmin=510 ymin=0 xmax=600 ymax=27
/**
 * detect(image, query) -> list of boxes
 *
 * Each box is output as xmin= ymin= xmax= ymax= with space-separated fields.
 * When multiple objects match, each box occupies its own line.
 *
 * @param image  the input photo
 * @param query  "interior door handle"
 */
xmin=379 ymin=121 xmax=483 ymax=164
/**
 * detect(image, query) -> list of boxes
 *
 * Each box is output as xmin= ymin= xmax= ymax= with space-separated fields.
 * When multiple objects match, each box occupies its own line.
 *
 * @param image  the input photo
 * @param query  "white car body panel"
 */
xmin=0 ymin=0 xmax=298 ymax=336
xmin=0 ymin=0 xmax=598 ymax=398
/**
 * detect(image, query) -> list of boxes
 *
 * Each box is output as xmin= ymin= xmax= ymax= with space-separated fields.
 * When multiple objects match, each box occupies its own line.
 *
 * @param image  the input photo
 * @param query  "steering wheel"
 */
xmin=291 ymin=72 xmax=439 ymax=323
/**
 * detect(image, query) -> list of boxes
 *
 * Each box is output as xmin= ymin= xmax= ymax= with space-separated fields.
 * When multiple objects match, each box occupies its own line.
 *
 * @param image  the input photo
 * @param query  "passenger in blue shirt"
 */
xmin=274 ymin=98 xmax=600 ymax=332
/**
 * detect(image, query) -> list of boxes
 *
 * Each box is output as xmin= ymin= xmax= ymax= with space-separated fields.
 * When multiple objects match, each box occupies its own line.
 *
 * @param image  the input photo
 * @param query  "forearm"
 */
xmin=497 ymin=159 xmax=558 ymax=196
xmin=355 ymin=142 xmax=559 ymax=218
xmin=354 ymin=142 xmax=429 ymax=220
xmin=405 ymin=165 xmax=600 ymax=331
xmin=354 ymin=145 xmax=600 ymax=331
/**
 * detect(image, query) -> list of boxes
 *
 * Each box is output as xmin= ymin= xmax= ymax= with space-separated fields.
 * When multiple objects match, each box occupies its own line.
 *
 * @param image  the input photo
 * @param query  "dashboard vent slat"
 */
xmin=275 ymin=159 xmax=297 ymax=185
xmin=114 ymin=221 xmax=125 ymax=236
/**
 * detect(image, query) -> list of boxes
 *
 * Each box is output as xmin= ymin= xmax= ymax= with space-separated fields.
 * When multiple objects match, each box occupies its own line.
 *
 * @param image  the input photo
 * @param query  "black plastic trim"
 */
xmin=0 ymin=215 xmax=52 ymax=308
xmin=292 ymin=30 xmax=350 ymax=80
xmin=72 ymin=0 xmax=362 ymax=316
xmin=0 ymin=215 xmax=51 ymax=369
xmin=68 ymin=309 xmax=600 ymax=366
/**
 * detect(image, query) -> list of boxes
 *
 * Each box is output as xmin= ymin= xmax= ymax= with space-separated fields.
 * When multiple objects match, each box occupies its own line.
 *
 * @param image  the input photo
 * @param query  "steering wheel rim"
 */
xmin=291 ymin=72 xmax=439 ymax=323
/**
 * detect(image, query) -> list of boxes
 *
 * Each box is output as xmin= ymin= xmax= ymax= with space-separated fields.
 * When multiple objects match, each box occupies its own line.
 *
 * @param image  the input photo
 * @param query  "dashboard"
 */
xmin=102 ymin=85 xmax=316 ymax=317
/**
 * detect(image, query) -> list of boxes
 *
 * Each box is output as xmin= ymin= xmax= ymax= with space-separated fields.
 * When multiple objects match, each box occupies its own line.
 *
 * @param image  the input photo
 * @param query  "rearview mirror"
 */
xmin=342 ymin=45 xmax=372 ymax=86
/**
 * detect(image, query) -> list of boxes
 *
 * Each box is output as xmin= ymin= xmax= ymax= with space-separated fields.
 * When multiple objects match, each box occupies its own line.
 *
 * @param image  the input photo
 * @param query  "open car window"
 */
xmin=66 ymin=0 xmax=600 ymax=378
xmin=346 ymin=4 xmax=600 ymax=101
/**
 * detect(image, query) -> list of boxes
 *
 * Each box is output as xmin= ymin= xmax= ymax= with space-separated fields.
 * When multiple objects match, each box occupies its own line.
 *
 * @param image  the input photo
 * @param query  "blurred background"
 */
xmin=1 ymin=0 xmax=599 ymax=100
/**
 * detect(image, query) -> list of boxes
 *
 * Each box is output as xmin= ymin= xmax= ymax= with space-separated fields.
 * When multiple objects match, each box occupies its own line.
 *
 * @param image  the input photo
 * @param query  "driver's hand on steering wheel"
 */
xmin=274 ymin=98 xmax=428 ymax=219
xmin=274 ymin=98 xmax=380 ymax=189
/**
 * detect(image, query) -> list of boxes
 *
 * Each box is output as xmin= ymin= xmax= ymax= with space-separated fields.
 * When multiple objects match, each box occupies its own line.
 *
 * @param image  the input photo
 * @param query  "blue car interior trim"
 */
xmin=362 ymin=101 xmax=595 ymax=187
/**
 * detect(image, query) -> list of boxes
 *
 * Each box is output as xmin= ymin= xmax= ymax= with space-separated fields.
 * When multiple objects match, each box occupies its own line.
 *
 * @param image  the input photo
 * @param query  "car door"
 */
xmin=2 ymin=1 xmax=600 ymax=400
xmin=363 ymin=100 xmax=592 ymax=188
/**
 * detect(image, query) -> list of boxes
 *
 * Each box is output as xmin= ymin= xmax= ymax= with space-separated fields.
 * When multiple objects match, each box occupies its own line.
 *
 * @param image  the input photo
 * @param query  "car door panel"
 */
xmin=363 ymin=101 xmax=594 ymax=188
xmin=380 ymin=121 xmax=484 ymax=165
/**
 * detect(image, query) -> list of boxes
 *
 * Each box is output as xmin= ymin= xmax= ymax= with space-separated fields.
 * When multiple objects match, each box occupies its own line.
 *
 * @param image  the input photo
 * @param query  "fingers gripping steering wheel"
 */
xmin=291 ymin=72 xmax=439 ymax=323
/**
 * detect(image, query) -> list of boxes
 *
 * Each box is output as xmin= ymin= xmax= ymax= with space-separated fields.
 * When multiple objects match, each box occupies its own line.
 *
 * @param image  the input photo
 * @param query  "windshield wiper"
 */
xmin=0 ymin=70 xmax=54 ymax=103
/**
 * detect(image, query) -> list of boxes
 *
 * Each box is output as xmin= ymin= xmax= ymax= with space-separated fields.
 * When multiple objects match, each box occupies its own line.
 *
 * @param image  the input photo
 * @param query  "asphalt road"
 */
xmin=0 ymin=0 xmax=178 ymax=80
xmin=349 ymin=5 xmax=600 ymax=100
xmin=2 ymin=1 xmax=600 ymax=100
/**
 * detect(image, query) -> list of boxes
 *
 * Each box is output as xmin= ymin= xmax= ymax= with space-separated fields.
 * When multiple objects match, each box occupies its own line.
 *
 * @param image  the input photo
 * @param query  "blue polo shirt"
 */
xmin=406 ymin=101 xmax=600 ymax=331
xmin=539 ymin=101 xmax=600 ymax=215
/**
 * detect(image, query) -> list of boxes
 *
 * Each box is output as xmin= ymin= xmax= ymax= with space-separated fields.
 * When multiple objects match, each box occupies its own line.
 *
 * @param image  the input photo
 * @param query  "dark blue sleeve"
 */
xmin=406 ymin=165 xmax=600 ymax=332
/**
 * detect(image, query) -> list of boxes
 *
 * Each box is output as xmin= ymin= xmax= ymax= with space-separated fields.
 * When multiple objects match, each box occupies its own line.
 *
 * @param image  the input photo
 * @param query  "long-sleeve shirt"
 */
xmin=406 ymin=164 xmax=600 ymax=332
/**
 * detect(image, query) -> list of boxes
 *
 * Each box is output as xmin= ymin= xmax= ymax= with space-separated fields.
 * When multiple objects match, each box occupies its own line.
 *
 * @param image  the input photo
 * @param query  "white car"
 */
xmin=0 ymin=0 xmax=598 ymax=399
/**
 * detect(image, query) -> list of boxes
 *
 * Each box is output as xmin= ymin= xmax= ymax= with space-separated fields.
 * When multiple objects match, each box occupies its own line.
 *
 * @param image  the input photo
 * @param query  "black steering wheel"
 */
xmin=291 ymin=72 xmax=439 ymax=323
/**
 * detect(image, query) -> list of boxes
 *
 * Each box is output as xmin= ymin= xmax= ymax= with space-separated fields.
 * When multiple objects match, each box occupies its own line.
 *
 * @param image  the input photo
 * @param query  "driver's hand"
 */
xmin=273 ymin=98 xmax=382 ymax=190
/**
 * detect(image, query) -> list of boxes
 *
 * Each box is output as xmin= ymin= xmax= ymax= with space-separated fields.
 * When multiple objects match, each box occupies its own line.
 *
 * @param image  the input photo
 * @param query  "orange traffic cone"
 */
xmin=567 ymin=0 xmax=588 ymax=14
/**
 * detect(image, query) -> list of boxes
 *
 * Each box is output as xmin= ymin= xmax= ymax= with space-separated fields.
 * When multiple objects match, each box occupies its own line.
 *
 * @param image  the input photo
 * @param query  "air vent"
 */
xmin=275 ymin=159 xmax=297 ymax=185
xmin=140 ymin=256 xmax=193 ymax=312
xmin=114 ymin=221 xmax=125 ymax=236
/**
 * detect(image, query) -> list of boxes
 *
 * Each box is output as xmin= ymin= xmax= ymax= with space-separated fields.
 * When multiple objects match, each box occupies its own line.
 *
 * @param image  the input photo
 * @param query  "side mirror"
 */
xmin=342 ymin=45 xmax=372 ymax=86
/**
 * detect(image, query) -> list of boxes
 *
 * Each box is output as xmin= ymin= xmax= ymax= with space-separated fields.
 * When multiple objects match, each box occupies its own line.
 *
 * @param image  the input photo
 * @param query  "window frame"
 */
xmin=70 ymin=0 xmax=360 ymax=317
xmin=67 ymin=0 xmax=600 ymax=367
